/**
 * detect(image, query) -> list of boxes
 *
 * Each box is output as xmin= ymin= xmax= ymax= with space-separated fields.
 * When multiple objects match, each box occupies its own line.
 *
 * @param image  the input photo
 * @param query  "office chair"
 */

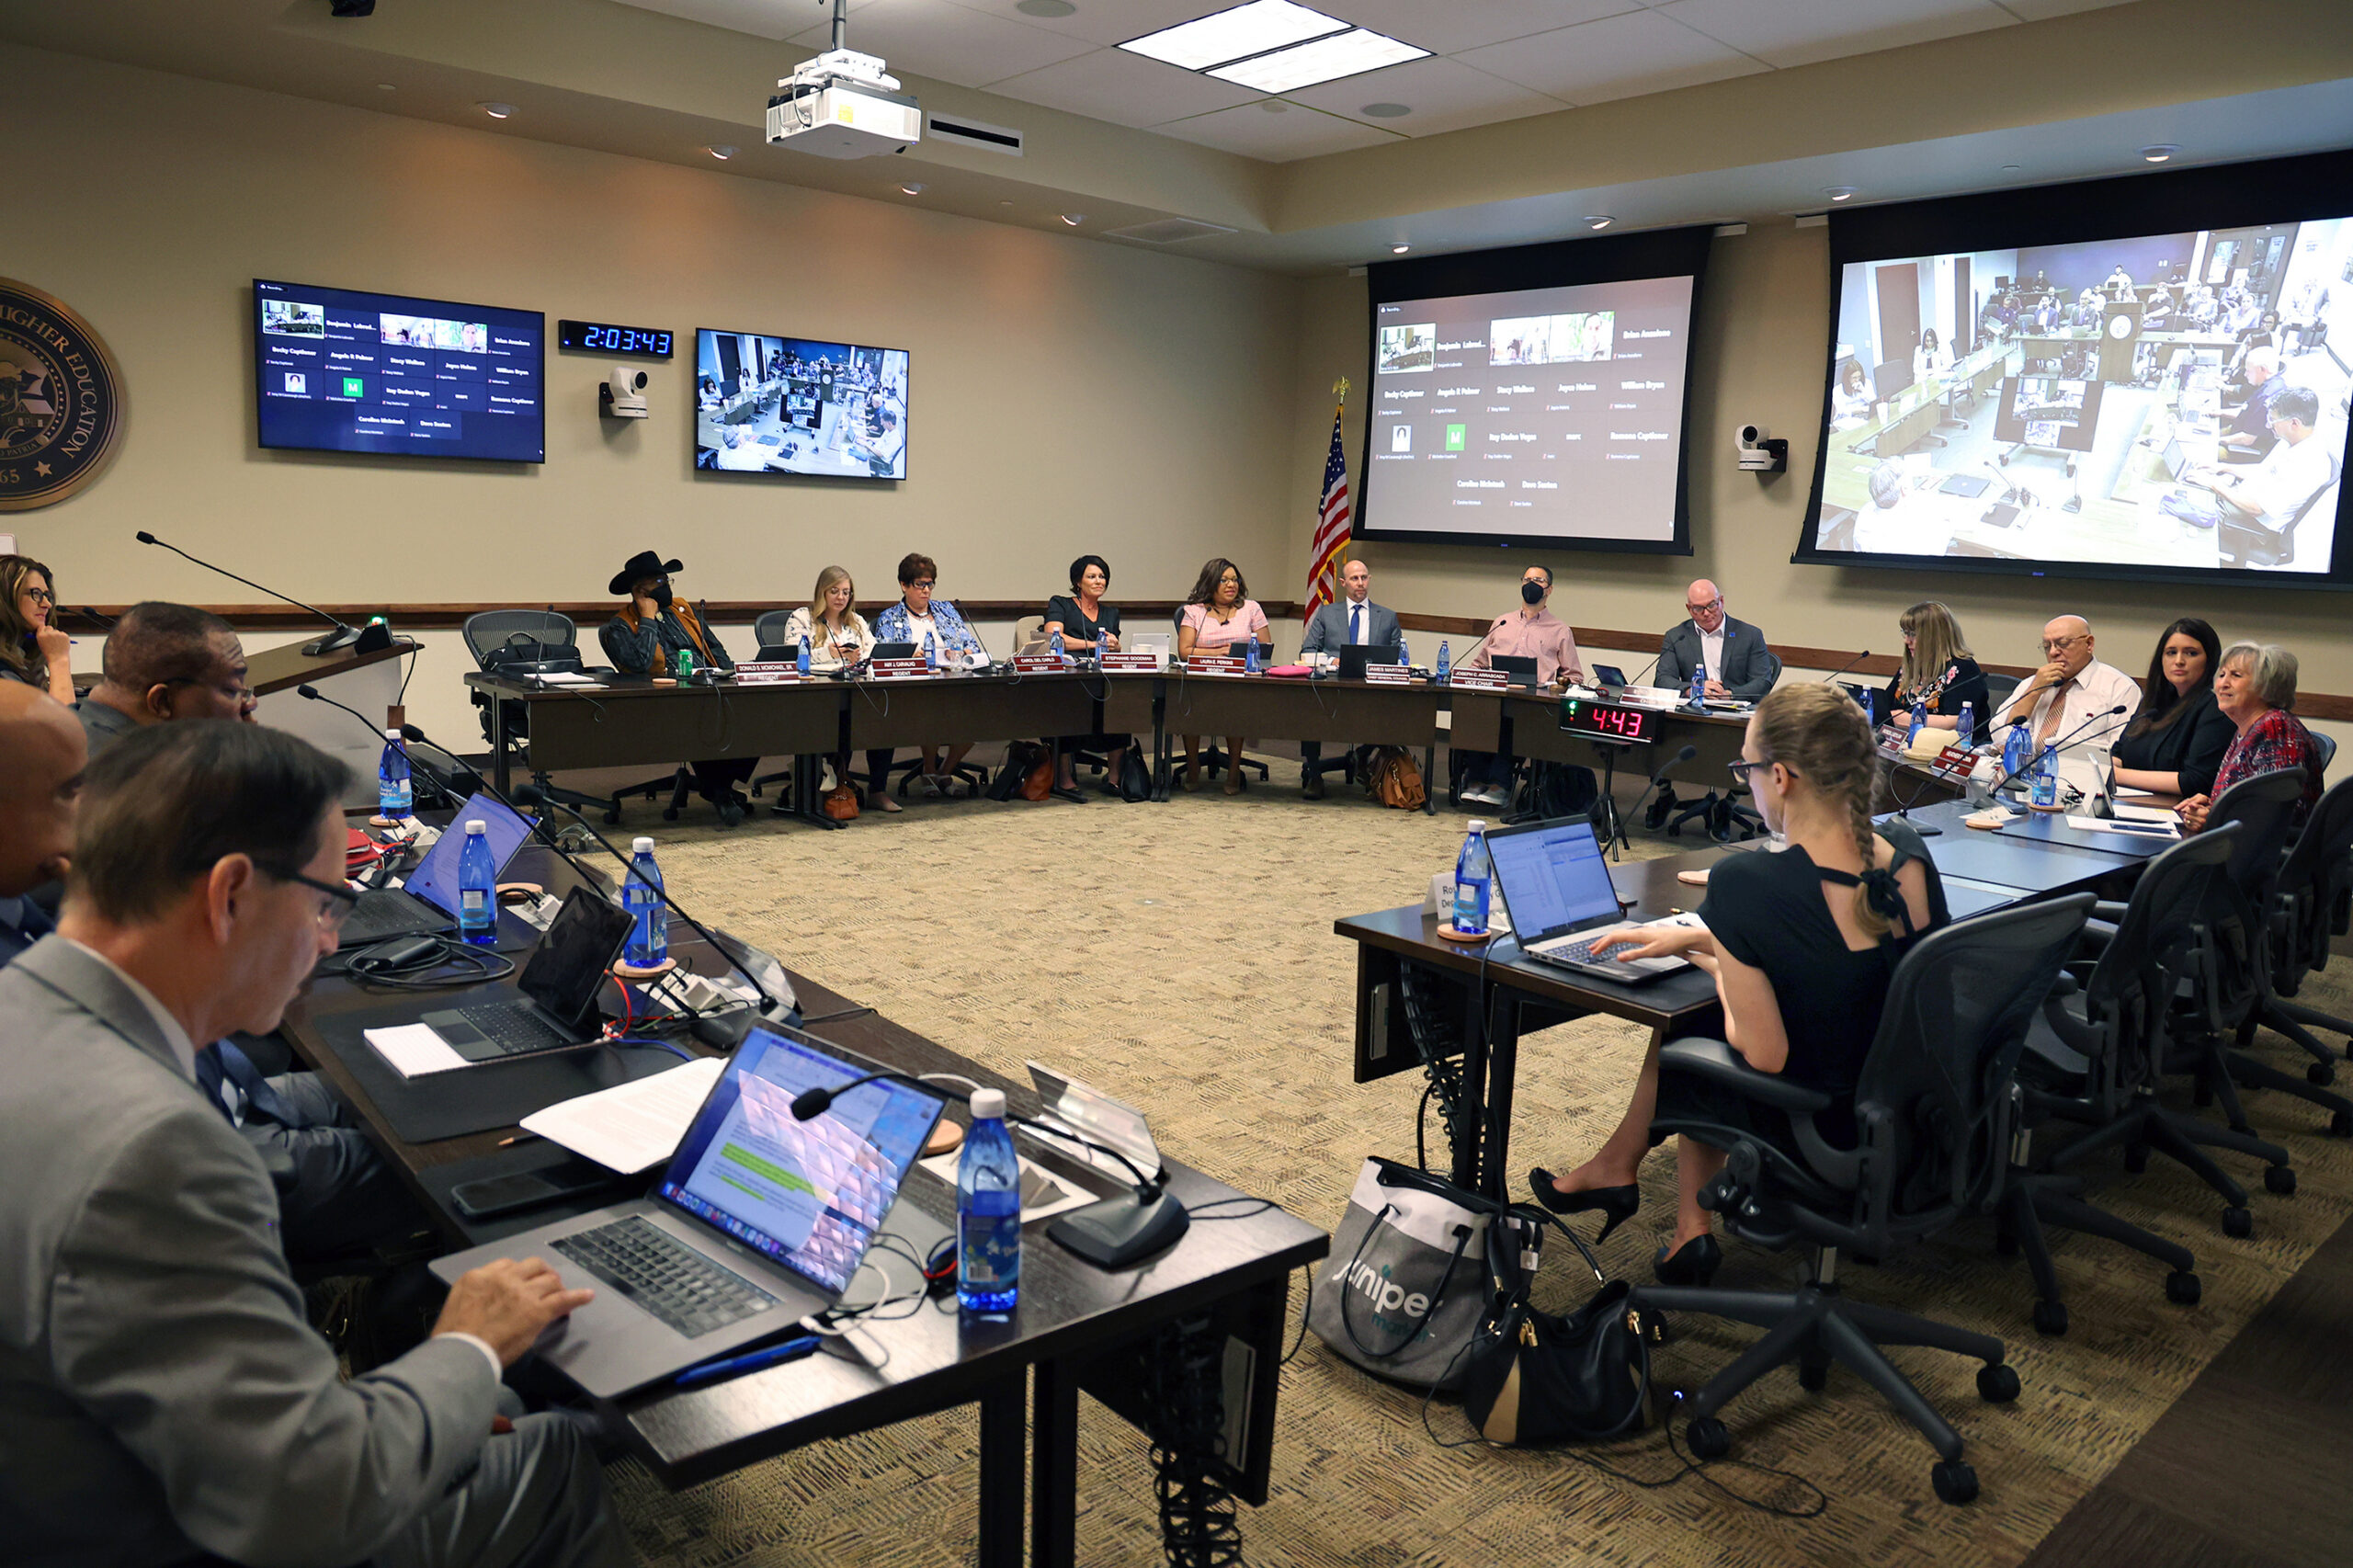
xmin=745 ymin=608 xmax=812 ymax=805
xmin=1979 ymin=672 xmax=2022 ymax=724
xmin=1662 ymin=653 xmax=1779 ymax=842
xmin=2256 ymin=776 xmax=2353 ymax=1084
xmin=460 ymin=611 xmax=690 ymax=826
xmin=1635 ymin=895 xmax=2093 ymax=1505
xmin=2220 ymin=455 xmax=2339 ymax=569
xmin=2213 ymin=770 xmax=2353 ymax=1135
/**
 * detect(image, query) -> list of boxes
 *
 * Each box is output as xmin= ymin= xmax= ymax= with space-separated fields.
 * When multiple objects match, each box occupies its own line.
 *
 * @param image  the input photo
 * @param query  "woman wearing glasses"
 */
xmin=1176 ymin=557 xmax=1268 ymax=795
xmin=872 ymin=551 xmax=986 ymax=796
xmin=1880 ymin=600 xmax=1991 ymax=744
xmin=779 ymin=565 xmax=898 ymax=815
xmin=1526 ymin=683 xmax=1948 ymax=1286
xmin=0 ymin=554 xmax=75 ymax=703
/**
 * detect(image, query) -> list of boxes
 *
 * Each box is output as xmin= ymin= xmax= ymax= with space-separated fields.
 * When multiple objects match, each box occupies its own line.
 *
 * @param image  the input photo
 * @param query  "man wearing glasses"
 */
xmin=1648 ymin=579 xmax=1778 ymax=827
xmin=71 ymin=599 xmax=257 ymax=758
xmin=1998 ymin=614 xmax=2140 ymax=757
xmin=0 ymin=722 xmax=626 ymax=1568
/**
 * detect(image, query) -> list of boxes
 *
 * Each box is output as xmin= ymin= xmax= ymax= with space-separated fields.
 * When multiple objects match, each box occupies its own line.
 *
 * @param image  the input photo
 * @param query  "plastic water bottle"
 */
xmin=957 ymin=1087 xmax=1021 ymax=1315
xmin=623 ymin=835 xmax=667 ymax=967
xmin=925 ymin=631 xmax=938 ymax=673
xmin=1050 ymin=628 xmax=1065 ymax=665
xmin=2030 ymin=743 xmax=2060 ymax=809
xmin=1452 ymin=820 xmax=1494 ymax=935
xmin=377 ymin=729 xmax=413 ymax=822
xmin=1436 ymin=640 xmax=1451 ymax=685
xmin=1245 ymin=639 xmax=1261 ymax=674
xmin=796 ymin=633 xmax=812 ymax=676
xmin=455 ymin=819 xmax=496 ymax=947
xmin=1907 ymin=699 xmax=1927 ymax=748
xmin=1688 ymin=665 xmax=1707 ymax=708
xmin=2002 ymin=721 xmax=2032 ymax=782
xmin=1957 ymin=701 xmax=1977 ymax=749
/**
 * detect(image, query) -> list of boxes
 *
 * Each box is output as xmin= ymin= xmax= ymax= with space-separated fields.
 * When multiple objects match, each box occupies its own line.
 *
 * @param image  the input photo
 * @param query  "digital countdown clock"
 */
xmin=556 ymin=320 xmax=674 ymax=358
xmin=1559 ymin=699 xmax=1658 ymax=743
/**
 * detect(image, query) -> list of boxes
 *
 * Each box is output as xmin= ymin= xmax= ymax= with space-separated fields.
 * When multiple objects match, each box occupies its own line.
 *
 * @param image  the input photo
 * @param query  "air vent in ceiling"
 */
xmin=1105 ymin=218 xmax=1240 ymax=245
xmin=926 ymin=114 xmax=1023 ymax=155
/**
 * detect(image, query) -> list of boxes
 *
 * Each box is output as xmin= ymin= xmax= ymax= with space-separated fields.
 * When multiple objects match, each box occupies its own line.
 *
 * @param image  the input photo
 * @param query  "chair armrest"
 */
xmin=2092 ymin=901 xmax=2130 ymax=924
xmin=1658 ymin=1038 xmax=1835 ymax=1114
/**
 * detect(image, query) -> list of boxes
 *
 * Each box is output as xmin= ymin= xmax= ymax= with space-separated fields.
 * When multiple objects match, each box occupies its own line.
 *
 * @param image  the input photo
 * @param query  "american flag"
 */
xmin=1304 ymin=403 xmax=1352 ymax=619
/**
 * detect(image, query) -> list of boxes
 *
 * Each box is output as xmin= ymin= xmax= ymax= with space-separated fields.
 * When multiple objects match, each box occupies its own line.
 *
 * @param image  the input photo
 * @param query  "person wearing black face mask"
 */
xmin=598 ymin=550 xmax=756 ymax=825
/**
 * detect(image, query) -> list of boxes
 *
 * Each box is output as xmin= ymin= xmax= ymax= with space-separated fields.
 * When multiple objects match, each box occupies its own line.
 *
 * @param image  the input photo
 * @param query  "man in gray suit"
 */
xmin=1296 ymin=558 xmax=1407 ymax=799
xmin=1648 ymin=580 xmax=1777 ymax=827
xmin=0 ymin=722 xmax=630 ymax=1568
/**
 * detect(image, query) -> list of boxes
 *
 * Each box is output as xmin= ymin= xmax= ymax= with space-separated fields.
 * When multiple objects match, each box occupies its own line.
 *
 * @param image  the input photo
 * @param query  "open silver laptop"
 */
xmin=1484 ymin=816 xmax=1694 ymax=983
xmin=431 ymin=1026 xmax=947 ymax=1397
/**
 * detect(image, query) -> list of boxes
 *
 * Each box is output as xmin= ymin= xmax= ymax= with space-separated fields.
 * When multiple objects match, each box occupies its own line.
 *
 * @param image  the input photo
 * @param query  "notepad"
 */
xmin=517 ymin=1055 xmax=725 ymax=1173
xmin=366 ymin=1023 xmax=471 ymax=1079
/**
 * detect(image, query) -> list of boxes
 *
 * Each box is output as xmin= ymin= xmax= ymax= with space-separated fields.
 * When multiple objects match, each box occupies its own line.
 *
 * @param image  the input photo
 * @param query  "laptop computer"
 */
xmin=2160 ymin=437 xmax=2191 ymax=480
xmin=869 ymin=640 xmax=917 ymax=660
xmin=1589 ymin=663 xmax=1629 ymax=690
xmin=415 ymin=887 xmax=633 ymax=1063
xmin=1493 ymin=653 xmax=1541 ymax=687
xmin=340 ymin=792 xmax=540 ymax=949
xmin=1484 ymin=816 xmax=1695 ymax=983
xmin=1841 ymin=682 xmax=1885 ymax=725
xmin=1336 ymin=643 xmax=1406 ymax=681
xmin=430 ymin=1026 xmax=949 ymax=1397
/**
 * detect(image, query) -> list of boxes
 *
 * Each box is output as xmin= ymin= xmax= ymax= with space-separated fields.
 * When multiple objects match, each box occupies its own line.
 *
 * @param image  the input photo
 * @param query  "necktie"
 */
xmin=1350 ymin=604 xmax=1363 ymax=644
xmin=193 ymin=1042 xmax=298 ymax=1128
xmin=2037 ymin=677 xmax=2075 ymax=745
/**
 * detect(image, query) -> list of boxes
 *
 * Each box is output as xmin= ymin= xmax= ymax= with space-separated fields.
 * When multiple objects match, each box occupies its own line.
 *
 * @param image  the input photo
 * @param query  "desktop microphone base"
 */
xmin=303 ymin=624 xmax=363 ymax=656
xmin=1049 ymin=1190 xmax=1190 ymax=1268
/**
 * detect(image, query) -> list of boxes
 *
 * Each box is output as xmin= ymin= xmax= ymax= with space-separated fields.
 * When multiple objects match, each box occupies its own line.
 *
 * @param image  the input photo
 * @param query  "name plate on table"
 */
xmin=1928 ymin=744 xmax=1978 ymax=779
xmin=733 ymin=662 xmax=804 ymax=685
xmin=1186 ymin=656 xmax=1247 ymax=676
xmin=1362 ymin=664 xmax=1413 ymax=686
xmin=1444 ymin=667 xmax=1509 ymax=691
xmin=1011 ymin=653 xmax=1070 ymax=675
xmin=1098 ymin=652 xmax=1158 ymax=671
xmin=868 ymin=657 xmax=929 ymax=680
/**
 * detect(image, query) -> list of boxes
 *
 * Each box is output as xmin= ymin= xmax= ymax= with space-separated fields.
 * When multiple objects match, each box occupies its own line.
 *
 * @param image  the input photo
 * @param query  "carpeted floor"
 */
xmin=575 ymin=757 xmax=2353 ymax=1568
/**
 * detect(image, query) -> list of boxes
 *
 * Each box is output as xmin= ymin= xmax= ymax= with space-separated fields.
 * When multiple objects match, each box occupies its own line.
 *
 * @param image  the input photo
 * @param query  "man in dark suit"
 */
xmin=1648 ymin=580 xmax=1778 ymax=827
xmin=1296 ymin=558 xmax=1407 ymax=798
xmin=0 ymin=682 xmax=80 ymax=960
xmin=0 ymin=722 xmax=629 ymax=1568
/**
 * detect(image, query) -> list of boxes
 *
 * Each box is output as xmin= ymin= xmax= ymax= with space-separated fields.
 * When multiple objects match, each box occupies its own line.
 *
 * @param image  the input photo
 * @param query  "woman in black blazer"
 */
xmin=2113 ymin=617 xmax=2235 ymax=798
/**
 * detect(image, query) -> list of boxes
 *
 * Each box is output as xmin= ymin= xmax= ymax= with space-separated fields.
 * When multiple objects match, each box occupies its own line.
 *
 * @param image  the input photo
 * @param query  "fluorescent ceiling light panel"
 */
xmin=1207 ymin=28 xmax=1431 ymax=93
xmin=1120 ymin=1 xmax=1347 ymax=72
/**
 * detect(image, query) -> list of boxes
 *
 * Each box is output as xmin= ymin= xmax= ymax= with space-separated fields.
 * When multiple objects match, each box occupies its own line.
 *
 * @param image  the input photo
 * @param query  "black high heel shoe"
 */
xmin=1527 ymin=1168 xmax=1640 ymax=1246
xmin=1652 ymin=1233 xmax=1722 ymax=1288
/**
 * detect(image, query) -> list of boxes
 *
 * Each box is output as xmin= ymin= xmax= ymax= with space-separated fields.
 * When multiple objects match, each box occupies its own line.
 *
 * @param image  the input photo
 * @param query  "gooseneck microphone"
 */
xmin=1966 ymin=704 xmax=2131 ymax=807
xmin=1819 ymin=649 xmax=1873 ymax=687
xmin=135 ymin=530 xmax=379 ymax=657
xmin=74 ymin=605 xmax=118 ymax=631
xmin=790 ymin=1068 xmax=1188 ymax=1268
xmin=295 ymin=684 xmax=461 ymax=808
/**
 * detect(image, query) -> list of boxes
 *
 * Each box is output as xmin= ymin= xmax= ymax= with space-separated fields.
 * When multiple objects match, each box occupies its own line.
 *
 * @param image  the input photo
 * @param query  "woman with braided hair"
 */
xmin=1526 ymin=682 xmax=1949 ymax=1286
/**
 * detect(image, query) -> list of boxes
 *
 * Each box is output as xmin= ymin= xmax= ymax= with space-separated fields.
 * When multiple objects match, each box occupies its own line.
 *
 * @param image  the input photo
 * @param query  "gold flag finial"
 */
xmin=1333 ymin=375 xmax=1350 ymax=402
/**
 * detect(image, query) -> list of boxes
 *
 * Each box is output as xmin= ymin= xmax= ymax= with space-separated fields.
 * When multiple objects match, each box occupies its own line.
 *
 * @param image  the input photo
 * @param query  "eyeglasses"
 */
xmin=2040 ymin=635 xmax=2086 ymax=653
xmin=908 ymin=579 xmax=937 ymax=590
xmin=21 ymin=585 xmax=53 ymax=605
xmin=1686 ymin=597 xmax=1722 ymax=614
xmin=163 ymin=676 xmax=258 ymax=707
xmin=259 ymin=864 xmax=359 ymax=930
xmin=1726 ymin=759 xmax=1771 ymax=787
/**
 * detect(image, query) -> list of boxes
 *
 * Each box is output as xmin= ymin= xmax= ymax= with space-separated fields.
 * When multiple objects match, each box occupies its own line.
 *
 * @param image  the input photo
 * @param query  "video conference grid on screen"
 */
xmin=1365 ymin=276 xmax=1695 ymax=544
xmin=255 ymin=281 xmax=544 ymax=463
xmin=696 ymin=330 xmax=909 ymax=481
xmin=1814 ymin=218 xmax=2351 ymax=576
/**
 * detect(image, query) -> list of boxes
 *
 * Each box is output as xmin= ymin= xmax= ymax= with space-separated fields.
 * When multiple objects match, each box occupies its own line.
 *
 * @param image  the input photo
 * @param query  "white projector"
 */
xmin=767 ymin=50 xmax=922 ymax=160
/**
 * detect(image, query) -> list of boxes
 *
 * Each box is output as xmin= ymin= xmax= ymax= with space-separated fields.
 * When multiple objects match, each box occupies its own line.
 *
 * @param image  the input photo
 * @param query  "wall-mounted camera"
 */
xmin=600 ymin=365 xmax=649 ymax=420
xmin=1735 ymin=422 xmax=1788 ymax=472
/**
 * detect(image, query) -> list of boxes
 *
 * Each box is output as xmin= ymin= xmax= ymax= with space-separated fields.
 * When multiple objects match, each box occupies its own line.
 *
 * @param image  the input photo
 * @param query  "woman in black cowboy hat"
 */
xmin=598 ymin=549 xmax=756 ymax=825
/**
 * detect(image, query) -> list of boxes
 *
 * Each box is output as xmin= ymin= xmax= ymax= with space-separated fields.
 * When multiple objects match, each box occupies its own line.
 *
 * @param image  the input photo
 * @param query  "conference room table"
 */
xmin=1332 ymin=795 xmax=2170 ymax=1199
xmin=283 ymin=835 xmax=1326 ymax=1567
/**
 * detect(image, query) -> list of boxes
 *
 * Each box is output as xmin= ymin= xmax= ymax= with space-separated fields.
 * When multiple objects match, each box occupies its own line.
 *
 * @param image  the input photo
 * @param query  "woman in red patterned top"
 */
xmin=2177 ymin=642 xmax=2323 ymax=833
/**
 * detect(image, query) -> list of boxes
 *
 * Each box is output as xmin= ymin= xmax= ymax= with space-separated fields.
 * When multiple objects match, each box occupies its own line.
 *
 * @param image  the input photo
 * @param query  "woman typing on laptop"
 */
xmin=1526 ymin=683 xmax=1948 ymax=1286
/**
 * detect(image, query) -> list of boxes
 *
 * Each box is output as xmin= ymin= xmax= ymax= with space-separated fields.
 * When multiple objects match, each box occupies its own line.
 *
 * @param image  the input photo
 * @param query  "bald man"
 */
xmin=1998 ymin=614 xmax=2140 ymax=757
xmin=2220 ymin=346 xmax=2288 ymax=463
xmin=0 ymin=683 xmax=84 ymax=961
xmin=74 ymin=599 xmax=257 ymax=757
xmin=1648 ymin=581 xmax=1777 ymax=828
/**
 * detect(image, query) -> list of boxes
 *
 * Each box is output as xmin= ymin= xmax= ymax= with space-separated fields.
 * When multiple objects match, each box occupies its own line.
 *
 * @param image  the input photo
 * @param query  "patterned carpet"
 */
xmin=575 ymin=756 xmax=2353 ymax=1568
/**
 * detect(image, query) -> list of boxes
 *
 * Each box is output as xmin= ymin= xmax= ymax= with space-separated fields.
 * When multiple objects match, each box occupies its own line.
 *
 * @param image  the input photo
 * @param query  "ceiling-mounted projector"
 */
xmin=767 ymin=0 xmax=920 ymax=160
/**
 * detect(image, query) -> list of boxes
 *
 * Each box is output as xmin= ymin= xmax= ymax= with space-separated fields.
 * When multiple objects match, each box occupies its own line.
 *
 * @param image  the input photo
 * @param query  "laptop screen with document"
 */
xmin=404 ymin=791 xmax=536 ymax=917
xmin=1486 ymin=818 xmax=1621 ymax=939
xmin=656 ymin=1028 xmax=947 ymax=1295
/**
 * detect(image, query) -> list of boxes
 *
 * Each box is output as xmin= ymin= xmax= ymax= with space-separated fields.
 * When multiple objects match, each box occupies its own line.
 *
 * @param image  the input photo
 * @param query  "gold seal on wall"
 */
xmin=0 ymin=278 xmax=127 ymax=511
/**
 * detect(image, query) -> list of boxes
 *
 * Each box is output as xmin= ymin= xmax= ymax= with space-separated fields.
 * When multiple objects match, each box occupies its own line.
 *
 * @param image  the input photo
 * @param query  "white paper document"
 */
xmin=518 ymin=1054 xmax=726 ymax=1173
xmin=365 ymin=1023 xmax=472 ymax=1079
xmin=916 ymin=1150 xmax=1100 ymax=1222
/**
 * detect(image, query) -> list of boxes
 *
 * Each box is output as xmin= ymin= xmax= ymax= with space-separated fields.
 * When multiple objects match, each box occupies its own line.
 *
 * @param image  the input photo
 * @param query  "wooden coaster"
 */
xmin=1676 ymin=868 xmax=1711 ymax=885
xmin=494 ymin=881 xmax=544 ymax=903
xmin=1438 ymin=925 xmax=1495 ymax=943
xmin=924 ymin=1120 xmax=965 ymax=1158
xmin=611 ymin=958 xmax=676 ymax=981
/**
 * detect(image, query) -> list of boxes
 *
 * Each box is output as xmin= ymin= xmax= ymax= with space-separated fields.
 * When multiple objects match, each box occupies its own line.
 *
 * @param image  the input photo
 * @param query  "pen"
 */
xmin=674 ymin=1334 xmax=823 ymax=1389
xmin=496 ymin=1132 xmax=541 ymax=1148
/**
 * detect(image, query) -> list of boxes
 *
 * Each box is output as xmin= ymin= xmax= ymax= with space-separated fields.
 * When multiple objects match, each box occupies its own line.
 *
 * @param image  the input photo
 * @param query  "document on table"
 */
xmin=518 ymin=1055 xmax=726 ymax=1173
xmin=2065 ymin=814 xmax=2179 ymax=839
xmin=366 ymin=1023 xmax=471 ymax=1078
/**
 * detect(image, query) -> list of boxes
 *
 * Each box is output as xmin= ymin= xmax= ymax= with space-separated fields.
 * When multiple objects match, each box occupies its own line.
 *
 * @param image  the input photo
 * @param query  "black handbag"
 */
xmin=1117 ymin=741 xmax=1153 ymax=802
xmin=1456 ymin=1207 xmax=1651 ymax=1446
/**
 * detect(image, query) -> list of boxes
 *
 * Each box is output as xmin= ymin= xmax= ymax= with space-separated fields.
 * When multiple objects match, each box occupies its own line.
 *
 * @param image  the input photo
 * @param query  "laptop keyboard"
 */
xmin=443 ymin=1003 xmax=579 ymax=1057
xmin=551 ymin=1217 xmax=779 ymax=1339
xmin=1531 ymin=936 xmax=1620 ymax=967
xmin=340 ymin=892 xmax=443 ymax=944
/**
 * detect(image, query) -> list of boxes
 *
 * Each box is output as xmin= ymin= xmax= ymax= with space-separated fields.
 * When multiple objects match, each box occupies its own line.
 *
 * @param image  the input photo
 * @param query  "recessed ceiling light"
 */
xmin=1017 ymin=0 xmax=1077 ymax=16
xmin=478 ymin=102 xmax=516 ymax=119
xmin=2141 ymin=143 xmax=2179 ymax=164
xmin=1391 ymin=244 xmax=1410 ymax=255
xmin=2000 ymin=163 xmax=2020 ymax=172
xmin=1260 ymin=100 xmax=1289 ymax=113
xmin=376 ymin=83 xmax=396 ymax=92
xmin=706 ymin=144 xmax=737 ymax=160
xmin=900 ymin=181 xmax=926 ymax=195
xmin=1584 ymin=215 xmax=1613 ymax=231
xmin=1360 ymin=102 xmax=1411 ymax=119
xmin=1061 ymin=213 xmax=1084 ymax=226
xmin=1120 ymin=1 xmax=1345 ymax=73
xmin=1824 ymin=187 xmax=1857 ymax=202
xmin=1209 ymin=28 xmax=1429 ymax=93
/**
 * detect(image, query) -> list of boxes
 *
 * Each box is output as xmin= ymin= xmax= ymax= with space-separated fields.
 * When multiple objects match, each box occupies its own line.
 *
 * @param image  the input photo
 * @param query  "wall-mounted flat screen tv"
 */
xmin=695 ymin=329 xmax=908 ymax=480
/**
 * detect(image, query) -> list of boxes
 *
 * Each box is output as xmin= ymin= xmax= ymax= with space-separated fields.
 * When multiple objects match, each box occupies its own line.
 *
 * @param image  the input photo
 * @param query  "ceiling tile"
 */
xmin=786 ymin=0 xmax=1097 ymax=87
xmin=1154 ymin=100 xmax=1402 ymax=160
xmin=988 ymin=47 xmax=1262 ymax=128
xmin=1284 ymin=55 xmax=1566 ymax=138
xmin=1318 ymin=0 xmax=1644 ymax=54
xmin=1457 ymin=9 xmax=1768 ymax=105
xmin=615 ymin=0 xmax=884 ymax=42
xmin=1655 ymin=0 xmax=2013 ymax=70
xmin=941 ymin=1 xmax=1226 ymax=49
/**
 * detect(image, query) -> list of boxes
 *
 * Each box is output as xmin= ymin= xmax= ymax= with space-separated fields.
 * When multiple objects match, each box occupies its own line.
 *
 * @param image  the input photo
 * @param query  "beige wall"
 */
xmin=2 ymin=46 xmax=1303 ymax=739
xmin=1290 ymin=224 xmax=2352 ymax=750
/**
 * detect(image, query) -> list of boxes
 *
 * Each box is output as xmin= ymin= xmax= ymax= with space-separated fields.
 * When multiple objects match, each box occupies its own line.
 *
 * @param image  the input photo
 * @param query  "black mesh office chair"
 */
xmin=2258 ymin=776 xmax=2353 ymax=1084
xmin=2218 ymin=770 xmax=2353 ymax=1135
xmin=460 ymin=611 xmax=689 ymax=825
xmin=1634 ymin=895 xmax=2092 ymax=1505
xmin=1662 ymin=652 xmax=1780 ymax=842
xmin=746 ymin=608 xmax=805 ymax=804
xmin=2219 ymin=453 xmax=2339 ymax=569
xmin=1980 ymin=672 xmax=2022 ymax=726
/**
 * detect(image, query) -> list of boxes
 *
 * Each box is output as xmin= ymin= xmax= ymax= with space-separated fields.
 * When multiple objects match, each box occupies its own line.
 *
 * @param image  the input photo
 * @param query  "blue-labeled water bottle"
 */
xmin=623 ymin=835 xmax=667 ymax=967
xmin=1956 ymin=701 xmax=1977 ymax=749
xmin=2029 ymin=743 xmax=2060 ymax=809
xmin=455 ymin=819 xmax=497 ymax=947
xmin=1245 ymin=638 xmax=1261 ymax=675
xmin=796 ymin=633 xmax=812 ymax=676
xmin=377 ymin=729 xmax=413 ymax=822
xmin=1452 ymin=820 xmax=1494 ymax=936
xmin=1688 ymin=665 xmax=1708 ymax=708
xmin=957 ymin=1087 xmax=1021 ymax=1315
xmin=2002 ymin=720 xmax=2032 ymax=782
xmin=1436 ymin=640 xmax=1451 ymax=685
xmin=1050 ymin=628 xmax=1065 ymax=665
xmin=925 ymin=631 xmax=939 ymax=673
xmin=1907 ymin=699 xmax=1927 ymax=748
